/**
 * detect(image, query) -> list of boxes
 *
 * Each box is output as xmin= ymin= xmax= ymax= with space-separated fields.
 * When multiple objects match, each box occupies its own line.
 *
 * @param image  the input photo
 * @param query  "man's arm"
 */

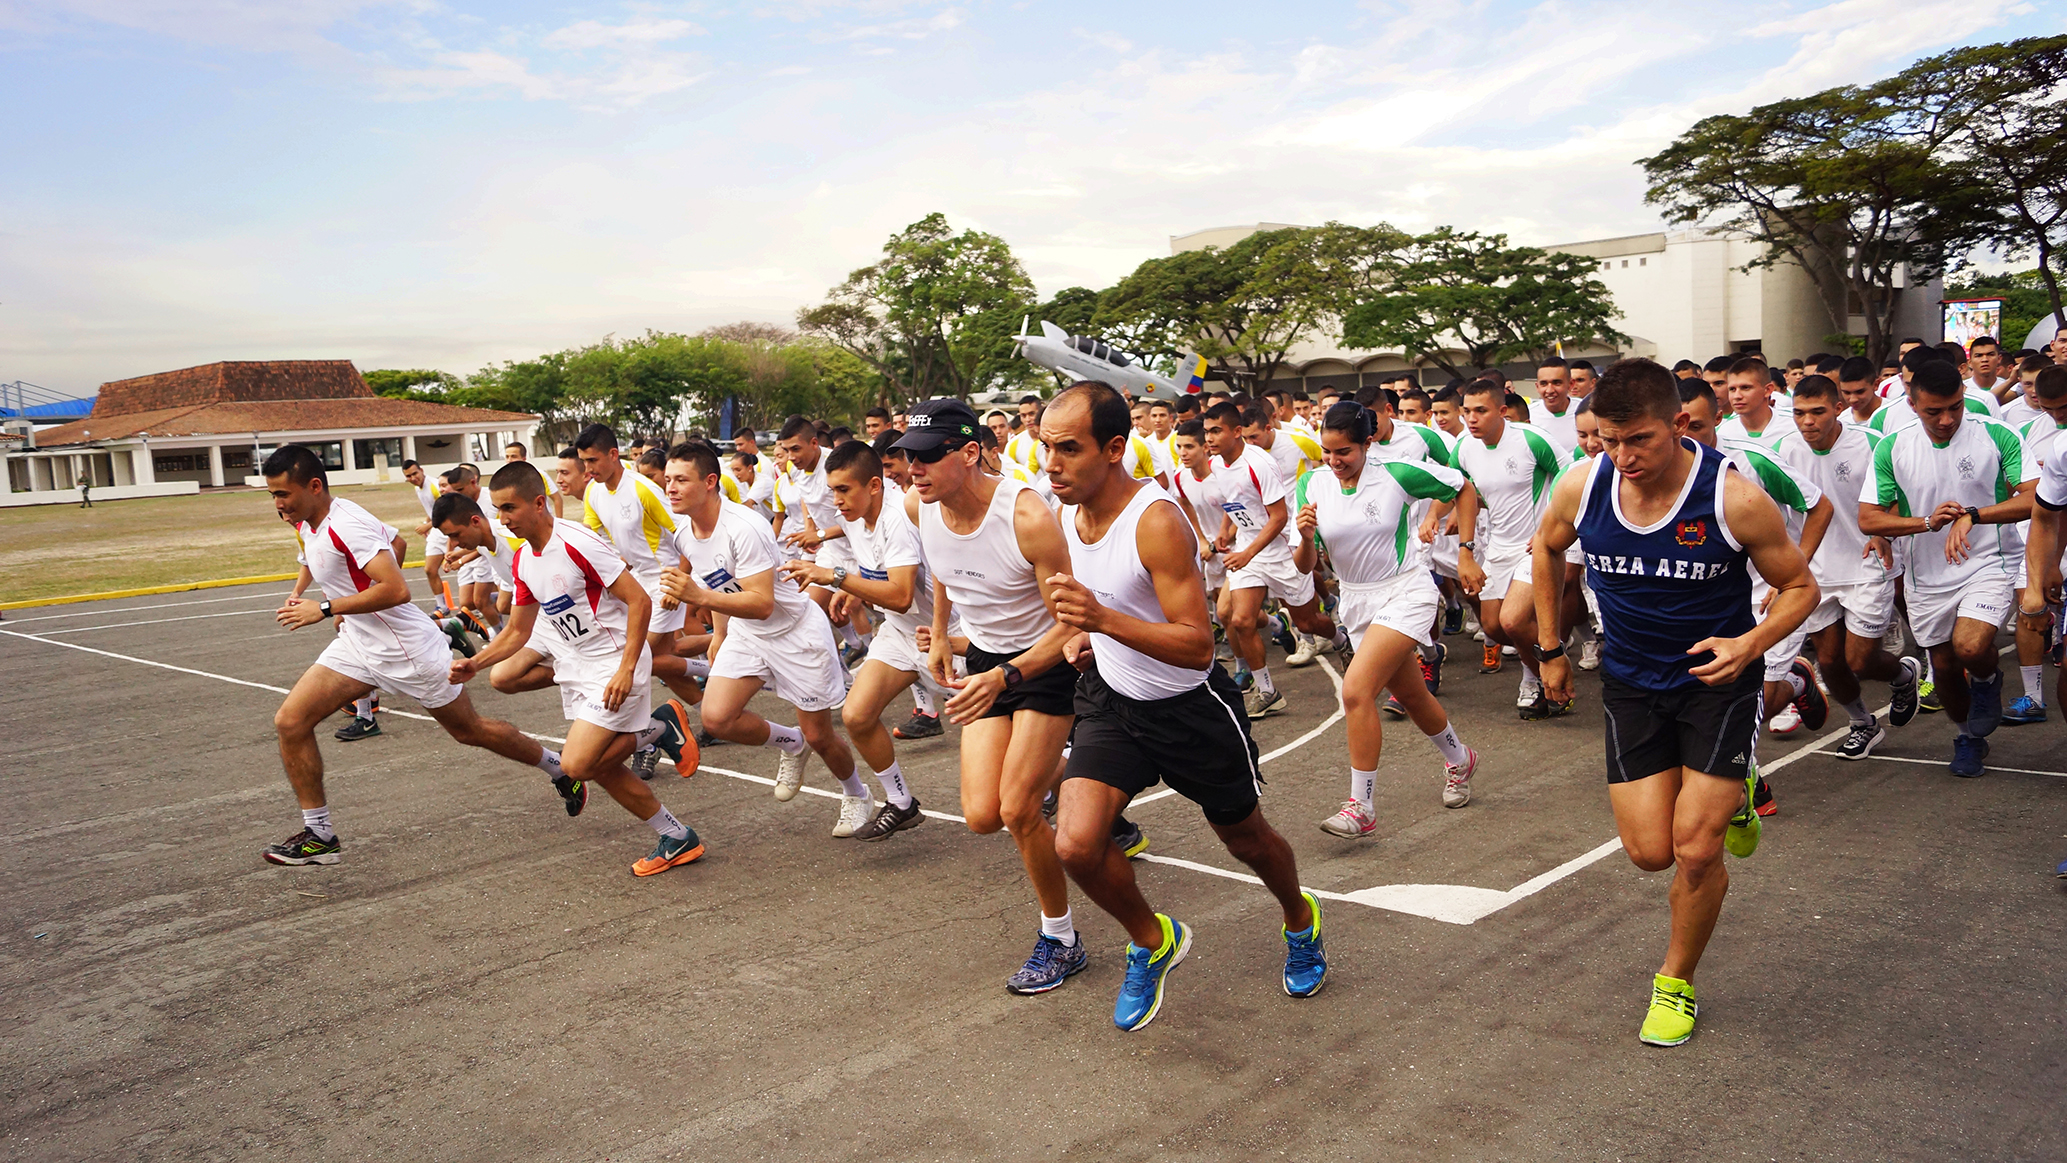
xmin=277 ymin=546 xmax=413 ymax=628
xmin=784 ymin=558 xmax=917 ymax=613
xmin=663 ymin=566 xmax=777 ymax=621
xmin=1226 ymin=498 xmax=1287 ymax=572
xmin=1532 ymin=468 xmax=1586 ymax=702
xmin=1796 ymin=495 xmax=1833 ymax=565
xmin=942 ymin=491 xmax=1072 ymax=724
xmin=456 ymin=600 xmax=541 ymax=679
xmin=1048 ymin=501 xmax=1213 ymax=670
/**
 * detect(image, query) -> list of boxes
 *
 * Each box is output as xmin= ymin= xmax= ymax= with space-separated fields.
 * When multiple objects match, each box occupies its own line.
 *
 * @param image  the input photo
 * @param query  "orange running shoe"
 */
xmin=1479 ymin=641 xmax=1502 ymax=673
xmin=632 ymin=829 xmax=705 ymax=877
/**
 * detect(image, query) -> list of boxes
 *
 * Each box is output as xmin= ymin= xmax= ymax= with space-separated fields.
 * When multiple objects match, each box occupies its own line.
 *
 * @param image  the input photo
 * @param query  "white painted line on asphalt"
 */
xmin=4 ymin=590 xmax=296 ymax=621
xmin=36 ymin=608 xmax=284 ymax=635
xmin=1828 ymin=751 xmax=2067 ymax=779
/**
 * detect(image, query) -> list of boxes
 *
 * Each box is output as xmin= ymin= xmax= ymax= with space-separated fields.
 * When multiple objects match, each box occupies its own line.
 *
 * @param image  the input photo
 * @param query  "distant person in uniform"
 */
xmin=77 ymin=472 xmax=93 ymax=508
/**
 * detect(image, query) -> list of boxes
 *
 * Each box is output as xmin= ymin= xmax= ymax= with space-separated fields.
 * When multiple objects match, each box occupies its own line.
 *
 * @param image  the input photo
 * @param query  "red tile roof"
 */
xmin=95 ymin=360 xmax=374 ymax=415
xmin=32 ymin=398 xmax=537 ymax=448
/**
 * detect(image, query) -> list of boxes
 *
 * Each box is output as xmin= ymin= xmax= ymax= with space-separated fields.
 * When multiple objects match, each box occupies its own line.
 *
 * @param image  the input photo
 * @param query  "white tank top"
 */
xmin=1061 ymin=483 xmax=1207 ymax=701
xmin=919 ymin=476 xmax=1053 ymax=655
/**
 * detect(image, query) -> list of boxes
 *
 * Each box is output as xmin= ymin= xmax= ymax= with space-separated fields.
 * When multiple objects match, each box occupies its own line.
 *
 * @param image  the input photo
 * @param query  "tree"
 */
xmin=363 ymin=368 xmax=461 ymax=400
xmin=1339 ymin=229 xmax=1628 ymax=377
xmin=797 ymin=212 xmax=1036 ymax=402
xmin=1642 ymin=85 xmax=1971 ymax=364
xmin=1892 ymin=36 xmax=2067 ymax=331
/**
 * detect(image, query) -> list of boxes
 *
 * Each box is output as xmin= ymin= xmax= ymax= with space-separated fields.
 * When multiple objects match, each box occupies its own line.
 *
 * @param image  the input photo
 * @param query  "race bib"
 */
xmin=1221 ymin=500 xmax=1256 ymax=529
xmin=701 ymin=567 xmax=741 ymax=595
xmin=539 ymin=593 xmax=593 ymax=644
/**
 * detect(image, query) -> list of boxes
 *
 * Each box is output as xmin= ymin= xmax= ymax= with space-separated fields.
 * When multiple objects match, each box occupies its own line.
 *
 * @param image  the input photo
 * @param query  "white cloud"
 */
xmin=542 ymin=17 xmax=705 ymax=49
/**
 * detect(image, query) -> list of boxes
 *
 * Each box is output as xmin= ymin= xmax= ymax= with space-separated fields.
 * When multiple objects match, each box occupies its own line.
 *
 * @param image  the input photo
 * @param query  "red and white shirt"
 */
xmin=1210 ymin=444 xmax=1293 ymax=564
xmin=299 ymin=497 xmax=443 ymax=665
xmin=512 ymin=520 xmax=638 ymax=667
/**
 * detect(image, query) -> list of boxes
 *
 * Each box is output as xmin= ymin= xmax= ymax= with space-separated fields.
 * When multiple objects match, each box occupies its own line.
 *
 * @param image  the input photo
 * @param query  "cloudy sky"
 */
xmin=2 ymin=0 xmax=2060 ymax=394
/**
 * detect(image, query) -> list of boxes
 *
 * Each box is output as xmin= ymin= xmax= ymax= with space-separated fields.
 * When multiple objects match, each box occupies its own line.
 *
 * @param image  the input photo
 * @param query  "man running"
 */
xmin=897 ymin=399 xmax=1086 ymax=995
xmin=458 ymin=461 xmax=706 ymax=877
xmin=1530 ymin=357 xmax=1582 ymax=453
xmin=1532 ymin=358 xmax=1820 ymax=1047
xmin=774 ymin=415 xmax=873 ymax=664
xmin=1042 ymin=382 xmax=1326 ymax=1030
xmin=1860 ymin=360 xmax=2035 ymax=776
xmin=260 ymin=446 xmax=589 ymax=867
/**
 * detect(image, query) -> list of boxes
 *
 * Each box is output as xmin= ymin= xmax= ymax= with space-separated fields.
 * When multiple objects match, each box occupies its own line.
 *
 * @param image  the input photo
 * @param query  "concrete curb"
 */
xmin=1 ymin=560 xmax=430 ymax=610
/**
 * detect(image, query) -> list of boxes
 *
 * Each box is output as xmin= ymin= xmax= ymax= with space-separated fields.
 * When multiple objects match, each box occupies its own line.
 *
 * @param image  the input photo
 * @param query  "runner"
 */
xmin=1358 ymin=392 xmax=1457 ymax=706
xmin=897 ymin=399 xmax=1087 ymax=995
xmin=1717 ymin=356 xmax=1795 ymax=453
xmin=1530 ymin=357 xmax=1582 ymax=453
xmin=774 ymin=415 xmax=873 ymax=665
xmin=1860 ymin=360 xmax=2036 ymax=777
xmin=654 ymin=442 xmax=867 ymax=832
xmin=1292 ymin=402 xmax=1482 ymax=830
xmin=2006 ymin=366 xmax=2067 ymax=723
xmin=1202 ymin=401 xmax=1346 ymax=718
xmin=1040 ymin=381 xmax=1326 ymax=1030
xmin=404 ymin=460 xmax=456 ymax=616
xmin=1452 ymin=379 xmax=1573 ymax=718
xmin=259 ymin=446 xmax=591 ymax=867
xmin=504 ymin=440 xmax=563 ymax=519
xmin=1531 ymin=358 xmax=1820 ymax=1047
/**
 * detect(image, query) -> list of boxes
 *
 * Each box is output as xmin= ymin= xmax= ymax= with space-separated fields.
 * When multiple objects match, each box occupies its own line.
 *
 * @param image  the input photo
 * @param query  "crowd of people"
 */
xmin=249 ymin=329 xmax=2067 ymax=1044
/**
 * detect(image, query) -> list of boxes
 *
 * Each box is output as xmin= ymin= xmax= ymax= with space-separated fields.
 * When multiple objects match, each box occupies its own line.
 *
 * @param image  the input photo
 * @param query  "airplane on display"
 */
xmin=1011 ymin=320 xmax=1208 ymax=400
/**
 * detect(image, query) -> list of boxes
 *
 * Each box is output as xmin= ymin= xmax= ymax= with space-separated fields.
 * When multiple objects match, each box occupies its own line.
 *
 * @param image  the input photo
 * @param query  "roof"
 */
xmin=94 ymin=360 xmax=374 ymax=416
xmin=31 ymin=397 xmax=539 ymax=448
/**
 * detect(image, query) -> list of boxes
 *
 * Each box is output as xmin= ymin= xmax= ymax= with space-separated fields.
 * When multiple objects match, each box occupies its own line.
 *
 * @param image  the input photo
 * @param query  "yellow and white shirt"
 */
xmin=581 ymin=469 xmax=678 ymax=588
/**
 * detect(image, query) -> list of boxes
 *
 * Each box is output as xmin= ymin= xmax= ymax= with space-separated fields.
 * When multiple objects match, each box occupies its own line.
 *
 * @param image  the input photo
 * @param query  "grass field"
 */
xmin=0 ymin=484 xmax=432 ymax=603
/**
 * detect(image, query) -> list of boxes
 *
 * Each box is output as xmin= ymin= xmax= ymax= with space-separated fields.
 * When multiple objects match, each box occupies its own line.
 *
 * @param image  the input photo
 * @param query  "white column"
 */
xmin=133 ymin=447 xmax=156 ymax=485
xmin=208 ymin=444 xmax=225 ymax=488
xmin=403 ymin=434 xmax=418 ymax=464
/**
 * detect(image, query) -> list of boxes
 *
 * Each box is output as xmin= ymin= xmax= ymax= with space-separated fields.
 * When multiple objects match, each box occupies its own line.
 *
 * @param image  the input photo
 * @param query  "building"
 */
xmin=3 ymin=360 xmax=540 ymax=503
xmin=1165 ymin=224 xmax=1945 ymax=395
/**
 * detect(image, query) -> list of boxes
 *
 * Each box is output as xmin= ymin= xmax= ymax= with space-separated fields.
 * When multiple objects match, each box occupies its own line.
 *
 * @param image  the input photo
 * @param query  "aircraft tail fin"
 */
xmin=1039 ymin=320 xmax=1068 ymax=340
xmin=1182 ymin=354 xmax=1207 ymax=395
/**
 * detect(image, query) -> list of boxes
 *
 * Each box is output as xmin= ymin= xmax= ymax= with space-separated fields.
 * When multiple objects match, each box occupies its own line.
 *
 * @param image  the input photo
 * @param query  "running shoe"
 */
xmin=2002 ymin=695 xmax=2048 ymax=725
xmin=1786 ymin=659 xmax=1829 ymax=730
xmin=1041 ymin=790 xmax=1057 ymax=825
xmin=1283 ymin=892 xmax=1327 ymax=998
xmin=833 ymin=793 xmax=877 ymax=838
xmin=1516 ymin=673 xmax=1542 ymax=708
xmin=1382 ymin=693 xmax=1407 ymax=719
xmin=893 ymin=711 xmax=944 ymax=740
xmin=1889 ymin=657 xmax=1924 ymax=726
xmin=1519 ymin=693 xmax=1572 ymax=721
xmin=1319 ymin=800 xmax=1377 ymax=838
xmin=459 ymin=609 xmax=492 ymax=639
xmin=1949 ymin=734 xmax=1989 ymax=778
xmin=1006 ymin=933 xmax=1088 ymax=995
xmin=1269 ymin=614 xmax=1297 ymax=654
xmin=1724 ymin=770 xmax=1761 ymax=858
xmin=1230 ymin=659 xmax=1255 ymax=691
xmin=1113 ymin=915 xmax=1190 ymax=1031
xmin=1752 ymin=775 xmax=1776 ymax=817
xmin=1479 ymin=641 xmax=1502 ymax=673
xmin=2056 ymin=858 xmax=2067 ymax=880
xmin=1639 ymin=974 xmax=1698 ymax=1047
xmin=334 ymin=716 xmax=382 ymax=742
xmin=1113 ymin=816 xmax=1150 ymax=859
xmin=855 ymin=798 xmax=925 ymax=841
xmin=630 ymin=745 xmax=664 ymax=780
xmin=1443 ymin=747 xmax=1478 ymax=808
xmin=1918 ymin=679 xmax=1942 ymax=715
xmin=774 ymin=746 xmax=809 ymax=801
xmin=1443 ymin=604 xmax=1465 ymax=636
xmin=441 ymin=617 xmax=477 ymax=658
xmin=550 ymin=774 xmax=589 ymax=816
xmin=262 ymin=828 xmax=341 ymax=866
xmin=1578 ymin=638 xmax=1601 ymax=671
xmin=839 ymin=642 xmax=869 ymax=671
xmin=1769 ymin=707 xmax=1802 ymax=736
xmin=1420 ymin=643 xmax=1446 ymax=695
xmin=1835 ymin=717 xmax=1887 ymax=761
xmin=632 ymin=829 xmax=705 ymax=877
xmin=1245 ymin=687 xmax=1286 ymax=720
xmin=1967 ymin=671 xmax=2004 ymax=737
xmin=1286 ymin=636 xmax=1320 ymax=668
xmin=1465 ymin=615 xmax=1482 ymax=637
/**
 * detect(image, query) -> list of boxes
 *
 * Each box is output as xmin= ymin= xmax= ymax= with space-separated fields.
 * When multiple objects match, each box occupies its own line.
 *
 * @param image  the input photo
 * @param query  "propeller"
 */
xmin=1010 ymin=313 xmax=1030 ymax=359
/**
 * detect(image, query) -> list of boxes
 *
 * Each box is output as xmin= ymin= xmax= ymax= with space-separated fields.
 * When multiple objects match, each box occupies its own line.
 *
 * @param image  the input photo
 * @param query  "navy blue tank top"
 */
xmin=1575 ymin=440 xmax=1754 ymax=691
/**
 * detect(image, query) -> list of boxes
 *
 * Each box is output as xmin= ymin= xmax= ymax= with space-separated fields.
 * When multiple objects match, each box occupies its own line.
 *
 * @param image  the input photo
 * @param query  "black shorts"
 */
xmin=1065 ymin=664 xmax=1260 ymax=826
xmin=1600 ymin=669 xmax=1762 ymax=784
xmin=965 ymin=644 xmax=1077 ymax=719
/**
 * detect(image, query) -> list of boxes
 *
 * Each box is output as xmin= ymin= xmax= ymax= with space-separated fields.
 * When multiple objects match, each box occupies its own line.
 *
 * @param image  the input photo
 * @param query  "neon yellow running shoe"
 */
xmin=1640 ymin=973 xmax=1698 ymax=1046
xmin=1724 ymin=769 xmax=1761 ymax=858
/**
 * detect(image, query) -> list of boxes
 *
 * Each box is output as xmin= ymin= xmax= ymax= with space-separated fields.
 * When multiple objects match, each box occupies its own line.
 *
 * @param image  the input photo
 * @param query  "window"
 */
xmin=1639 ymin=257 xmax=1647 ymax=266
xmin=353 ymin=437 xmax=404 ymax=470
xmin=153 ymin=453 xmax=206 ymax=474
xmin=1621 ymin=260 xmax=1628 ymax=268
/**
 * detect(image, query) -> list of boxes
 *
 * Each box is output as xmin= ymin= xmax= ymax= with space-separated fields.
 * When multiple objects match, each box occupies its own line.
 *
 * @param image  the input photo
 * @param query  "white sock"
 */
xmin=838 ymin=772 xmax=869 ymax=798
xmin=646 ymin=805 xmax=689 ymax=841
xmin=301 ymin=806 xmax=335 ymax=841
xmin=837 ymin=623 xmax=864 ymax=649
xmin=682 ymin=658 xmax=711 ymax=679
xmin=874 ymin=761 xmax=913 ymax=808
xmin=354 ymin=697 xmax=374 ymax=719
xmin=1842 ymin=699 xmax=1871 ymax=726
xmin=1427 ymin=724 xmax=1471 ymax=767
xmin=764 ymin=722 xmax=807 ymax=755
xmin=1255 ymin=666 xmax=1277 ymax=695
xmin=1925 ymin=656 xmax=1937 ymax=683
xmin=1041 ymin=910 xmax=1077 ymax=946
xmin=1520 ymin=671 xmax=1541 ymax=693
xmin=1783 ymin=669 xmax=1807 ymax=699
xmin=534 ymin=747 xmax=565 ymax=779
xmin=1418 ymin=641 xmax=1441 ymax=662
xmin=1350 ymin=767 xmax=1377 ymax=807
xmin=633 ymin=721 xmax=667 ymax=750
xmin=2022 ymin=664 xmax=2044 ymax=704
xmin=912 ymin=685 xmax=936 ymax=716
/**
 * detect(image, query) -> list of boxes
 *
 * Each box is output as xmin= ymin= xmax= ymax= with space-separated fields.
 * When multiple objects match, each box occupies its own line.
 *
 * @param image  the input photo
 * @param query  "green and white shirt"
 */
xmin=1296 ymin=460 xmax=1464 ymax=585
xmin=1453 ymin=421 xmax=1569 ymax=555
xmin=1779 ymin=426 xmax=1888 ymax=587
xmin=1866 ymin=416 xmax=2032 ymax=593
xmin=1866 ymin=389 xmax=2003 ymax=435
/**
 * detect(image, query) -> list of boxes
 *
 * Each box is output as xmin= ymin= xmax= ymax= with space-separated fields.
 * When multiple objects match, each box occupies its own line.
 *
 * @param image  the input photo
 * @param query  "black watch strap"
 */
xmin=319 ymin=599 xmax=335 ymax=619
xmin=1964 ymin=505 xmax=1982 ymax=524
xmin=1534 ymin=643 xmax=1566 ymax=662
xmin=999 ymin=662 xmax=1024 ymax=689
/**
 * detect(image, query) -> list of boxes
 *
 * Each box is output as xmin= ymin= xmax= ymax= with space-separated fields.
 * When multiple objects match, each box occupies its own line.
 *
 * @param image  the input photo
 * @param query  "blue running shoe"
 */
xmin=2056 ymin=858 xmax=2067 ymax=880
xmin=1005 ymin=933 xmax=1088 ymax=995
xmin=1949 ymin=734 xmax=1989 ymax=778
xmin=1967 ymin=671 xmax=2004 ymax=737
xmin=1114 ymin=915 xmax=1190 ymax=1032
xmin=1283 ymin=891 xmax=1327 ymax=998
xmin=1230 ymin=659 xmax=1254 ymax=691
xmin=2001 ymin=695 xmax=2048 ymax=725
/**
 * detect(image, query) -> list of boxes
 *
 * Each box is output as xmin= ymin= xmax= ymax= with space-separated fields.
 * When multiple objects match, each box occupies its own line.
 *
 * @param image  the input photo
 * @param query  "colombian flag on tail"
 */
xmin=1183 ymin=354 xmax=1207 ymax=395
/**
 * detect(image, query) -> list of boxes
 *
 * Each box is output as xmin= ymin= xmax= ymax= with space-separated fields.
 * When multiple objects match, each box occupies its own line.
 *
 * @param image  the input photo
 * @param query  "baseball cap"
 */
xmin=890 ymin=398 xmax=982 ymax=452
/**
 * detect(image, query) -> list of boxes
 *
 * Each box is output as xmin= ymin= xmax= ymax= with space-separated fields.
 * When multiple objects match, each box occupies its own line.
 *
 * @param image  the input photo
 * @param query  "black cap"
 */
xmin=890 ymin=398 xmax=982 ymax=452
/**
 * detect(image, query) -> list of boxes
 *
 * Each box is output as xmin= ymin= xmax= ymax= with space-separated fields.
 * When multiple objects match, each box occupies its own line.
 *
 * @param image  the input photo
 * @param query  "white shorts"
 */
xmin=710 ymin=612 xmax=848 ymax=712
xmin=1804 ymin=576 xmax=1897 ymax=639
xmin=555 ymin=645 xmax=654 ymax=733
xmin=1227 ymin=549 xmax=1315 ymax=607
xmin=861 ymin=628 xmax=958 ymax=694
xmin=644 ymin=579 xmax=686 ymax=635
xmin=1480 ymin=543 xmax=1533 ymax=601
xmin=1339 ymin=571 xmax=1442 ymax=649
xmin=455 ymin=555 xmax=497 ymax=587
xmin=1906 ymin=576 xmax=2016 ymax=648
xmin=316 ymin=633 xmax=462 ymax=710
xmin=424 ymin=528 xmax=450 ymax=557
xmin=1429 ymin=533 xmax=1460 ymax=580
xmin=814 ymin=539 xmax=856 ymax=571
xmin=1202 ymin=555 xmax=1226 ymax=592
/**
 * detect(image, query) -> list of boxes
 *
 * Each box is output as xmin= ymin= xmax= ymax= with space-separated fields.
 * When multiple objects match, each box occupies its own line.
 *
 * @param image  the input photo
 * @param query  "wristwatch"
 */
xmin=999 ymin=662 xmax=1025 ymax=689
xmin=1459 ymin=539 xmax=1477 ymax=552
xmin=1963 ymin=506 xmax=1982 ymax=525
xmin=1534 ymin=642 xmax=1566 ymax=662
xmin=831 ymin=565 xmax=849 ymax=590
xmin=319 ymin=600 xmax=334 ymax=620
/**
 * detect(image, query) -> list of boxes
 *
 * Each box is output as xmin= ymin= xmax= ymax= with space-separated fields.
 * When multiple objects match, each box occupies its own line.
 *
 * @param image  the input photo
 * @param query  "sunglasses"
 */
xmin=910 ymin=438 xmax=973 ymax=464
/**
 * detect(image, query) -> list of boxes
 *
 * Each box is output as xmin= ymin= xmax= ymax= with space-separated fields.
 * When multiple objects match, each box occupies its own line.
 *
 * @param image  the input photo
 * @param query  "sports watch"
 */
xmin=1534 ymin=643 xmax=1566 ymax=662
xmin=1459 ymin=539 xmax=1477 ymax=552
xmin=319 ymin=600 xmax=334 ymax=620
xmin=1963 ymin=506 xmax=1982 ymax=525
xmin=831 ymin=565 xmax=849 ymax=590
xmin=999 ymin=662 xmax=1025 ymax=689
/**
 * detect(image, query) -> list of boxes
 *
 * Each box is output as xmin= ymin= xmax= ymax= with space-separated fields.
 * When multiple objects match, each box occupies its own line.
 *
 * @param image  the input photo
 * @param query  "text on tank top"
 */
xmin=1062 ymin=484 xmax=1207 ymax=702
xmin=919 ymin=476 xmax=1053 ymax=655
xmin=1575 ymin=440 xmax=1755 ymax=692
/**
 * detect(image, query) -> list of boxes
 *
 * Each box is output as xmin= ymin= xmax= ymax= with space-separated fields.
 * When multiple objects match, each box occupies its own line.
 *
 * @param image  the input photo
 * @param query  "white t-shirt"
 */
xmin=1254 ymin=428 xmax=1324 ymax=491
xmin=1295 ymin=460 xmax=1464 ymax=585
xmin=1867 ymin=389 xmax=2004 ymax=435
xmin=581 ymin=470 xmax=678 ymax=588
xmin=668 ymin=500 xmax=817 ymax=642
xmin=1865 ymin=416 xmax=2033 ymax=593
xmin=1529 ymin=401 xmax=1580 ymax=455
xmin=299 ymin=498 xmax=442 ymax=666
xmin=1716 ymin=412 xmax=1797 ymax=454
xmin=1168 ymin=465 xmax=1223 ymax=542
xmin=512 ymin=520 xmax=642 ymax=669
xmin=1211 ymin=444 xmax=1293 ymax=563
xmin=842 ymin=493 xmax=934 ymax=641
xmin=1453 ymin=421 xmax=1570 ymax=556
xmin=1780 ymin=427 xmax=1890 ymax=587
xmin=412 ymin=480 xmax=439 ymax=520
xmin=2036 ymin=426 xmax=2067 ymax=511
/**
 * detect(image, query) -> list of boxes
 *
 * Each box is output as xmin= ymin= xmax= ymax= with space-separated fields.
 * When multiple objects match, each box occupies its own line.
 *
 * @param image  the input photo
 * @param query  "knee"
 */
xmin=964 ymin=808 xmax=1004 ymax=836
xmin=1052 ymin=825 xmax=1104 ymax=874
xmin=274 ymin=705 xmax=317 ymax=738
xmin=700 ymin=705 xmax=740 ymax=737
xmin=1625 ymin=841 xmax=1675 ymax=873
xmin=840 ymin=703 xmax=874 ymax=737
xmin=999 ymin=796 xmax=1047 ymax=837
xmin=1340 ymin=674 xmax=1382 ymax=713
xmin=489 ymin=664 xmax=526 ymax=695
xmin=799 ymin=717 xmax=841 ymax=751
xmin=1672 ymin=836 xmax=1724 ymax=880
